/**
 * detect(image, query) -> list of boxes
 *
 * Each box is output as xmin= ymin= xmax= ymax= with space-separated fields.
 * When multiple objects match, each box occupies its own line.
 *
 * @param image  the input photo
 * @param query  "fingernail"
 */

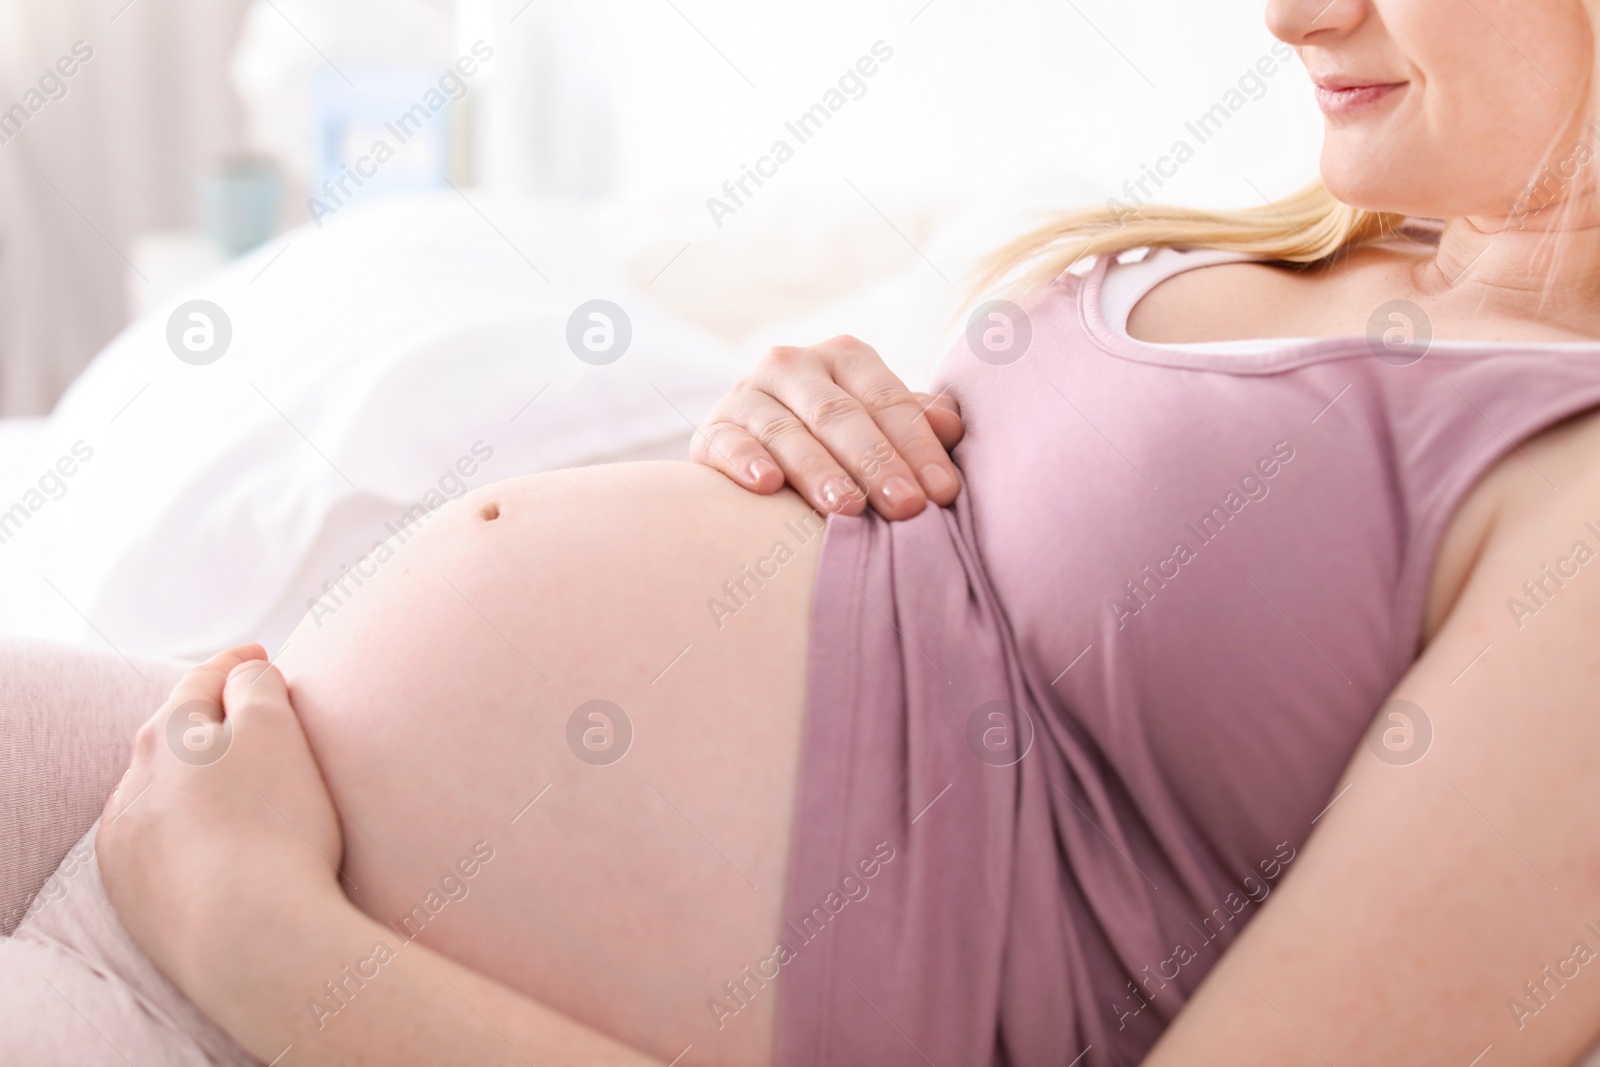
xmin=748 ymin=457 xmax=778 ymax=484
xmin=881 ymin=477 xmax=918 ymax=508
xmin=920 ymin=464 xmax=955 ymax=496
xmin=821 ymin=476 xmax=857 ymax=512
xmin=229 ymin=661 xmax=267 ymax=684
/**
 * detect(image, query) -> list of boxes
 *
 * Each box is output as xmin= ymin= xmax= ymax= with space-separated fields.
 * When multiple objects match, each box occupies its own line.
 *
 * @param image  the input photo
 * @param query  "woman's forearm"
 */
xmin=212 ymin=894 xmax=663 ymax=1067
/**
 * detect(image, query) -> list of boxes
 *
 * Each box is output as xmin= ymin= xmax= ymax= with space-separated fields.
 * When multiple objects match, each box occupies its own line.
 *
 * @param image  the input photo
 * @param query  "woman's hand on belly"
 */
xmin=96 ymin=647 xmax=349 ymax=1039
xmin=694 ymin=334 xmax=964 ymax=520
xmin=97 ymin=645 xmax=663 ymax=1066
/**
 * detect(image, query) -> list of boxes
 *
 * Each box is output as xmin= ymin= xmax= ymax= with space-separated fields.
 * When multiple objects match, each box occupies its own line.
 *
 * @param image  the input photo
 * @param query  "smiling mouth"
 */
xmin=1313 ymin=81 xmax=1406 ymax=115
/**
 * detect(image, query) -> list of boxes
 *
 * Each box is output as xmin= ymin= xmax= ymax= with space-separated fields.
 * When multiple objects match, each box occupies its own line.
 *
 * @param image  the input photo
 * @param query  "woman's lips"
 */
xmin=1313 ymin=81 xmax=1405 ymax=115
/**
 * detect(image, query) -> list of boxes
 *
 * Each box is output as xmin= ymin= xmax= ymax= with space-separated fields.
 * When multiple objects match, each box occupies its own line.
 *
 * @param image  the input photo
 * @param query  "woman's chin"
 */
xmin=1317 ymin=152 xmax=1496 ymax=221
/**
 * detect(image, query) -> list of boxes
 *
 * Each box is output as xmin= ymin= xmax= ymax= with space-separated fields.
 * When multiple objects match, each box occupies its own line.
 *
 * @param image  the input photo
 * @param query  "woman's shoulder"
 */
xmin=1119 ymin=243 xmax=1436 ymax=347
xmin=1121 ymin=255 xmax=1307 ymax=345
xmin=1123 ymin=239 xmax=1600 ymax=348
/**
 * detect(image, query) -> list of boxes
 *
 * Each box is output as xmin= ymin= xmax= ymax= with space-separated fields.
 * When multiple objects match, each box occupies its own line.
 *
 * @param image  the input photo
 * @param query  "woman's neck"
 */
xmin=1421 ymin=212 xmax=1600 ymax=333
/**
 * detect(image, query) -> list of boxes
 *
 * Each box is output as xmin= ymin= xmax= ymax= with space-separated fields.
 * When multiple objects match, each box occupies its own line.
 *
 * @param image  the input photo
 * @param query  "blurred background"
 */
xmin=0 ymin=0 xmax=1326 ymax=658
xmin=0 ymin=0 xmax=1321 ymax=415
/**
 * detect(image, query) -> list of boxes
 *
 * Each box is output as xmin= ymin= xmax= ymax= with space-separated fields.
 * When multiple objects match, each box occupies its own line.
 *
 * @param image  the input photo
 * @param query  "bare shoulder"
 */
xmin=1123 ymin=243 xmax=1433 ymax=345
xmin=1126 ymin=242 xmax=1599 ymax=347
xmin=1123 ymin=259 xmax=1309 ymax=345
xmin=1120 ymin=243 xmax=1446 ymax=343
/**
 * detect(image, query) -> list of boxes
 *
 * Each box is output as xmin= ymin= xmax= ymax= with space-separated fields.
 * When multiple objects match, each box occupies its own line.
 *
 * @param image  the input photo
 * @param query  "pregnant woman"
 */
xmin=11 ymin=0 xmax=1600 ymax=1063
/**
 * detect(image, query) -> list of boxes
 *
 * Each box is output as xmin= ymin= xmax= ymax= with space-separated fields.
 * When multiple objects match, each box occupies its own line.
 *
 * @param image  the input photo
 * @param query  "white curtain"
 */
xmin=0 ymin=0 xmax=250 ymax=415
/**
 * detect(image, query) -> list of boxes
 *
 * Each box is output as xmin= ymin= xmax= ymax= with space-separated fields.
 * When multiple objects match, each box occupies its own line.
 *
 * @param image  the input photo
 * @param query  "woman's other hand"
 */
xmin=96 ymin=645 xmax=345 ymax=1011
xmin=693 ymin=335 xmax=965 ymax=520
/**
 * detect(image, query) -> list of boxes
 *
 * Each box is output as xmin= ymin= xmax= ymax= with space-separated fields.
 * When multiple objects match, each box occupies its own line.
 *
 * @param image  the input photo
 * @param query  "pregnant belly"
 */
xmin=275 ymin=462 xmax=825 ymax=1063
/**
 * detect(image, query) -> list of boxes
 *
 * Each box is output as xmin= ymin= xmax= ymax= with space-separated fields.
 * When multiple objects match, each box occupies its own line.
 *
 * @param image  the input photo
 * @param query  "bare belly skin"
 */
xmin=275 ymin=461 xmax=827 ymax=1066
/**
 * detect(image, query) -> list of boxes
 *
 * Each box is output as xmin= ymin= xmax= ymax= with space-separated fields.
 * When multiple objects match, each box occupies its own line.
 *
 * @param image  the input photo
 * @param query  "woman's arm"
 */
xmin=210 ymin=890 xmax=658 ymax=1066
xmin=96 ymin=650 xmax=662 ymax=1067
xmin=1143 ymin=458 xmax=1600 ymax=1064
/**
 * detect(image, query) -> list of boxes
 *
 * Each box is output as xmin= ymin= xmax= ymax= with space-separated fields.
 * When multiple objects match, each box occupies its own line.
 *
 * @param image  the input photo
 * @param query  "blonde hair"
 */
xmin=968 ymin=178 xmax=1411 ymax=301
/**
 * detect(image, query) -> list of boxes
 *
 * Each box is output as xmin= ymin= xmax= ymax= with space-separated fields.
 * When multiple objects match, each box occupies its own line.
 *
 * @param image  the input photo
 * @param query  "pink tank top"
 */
xmin=774 ymin=243 xmax=1600 ymax=1066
